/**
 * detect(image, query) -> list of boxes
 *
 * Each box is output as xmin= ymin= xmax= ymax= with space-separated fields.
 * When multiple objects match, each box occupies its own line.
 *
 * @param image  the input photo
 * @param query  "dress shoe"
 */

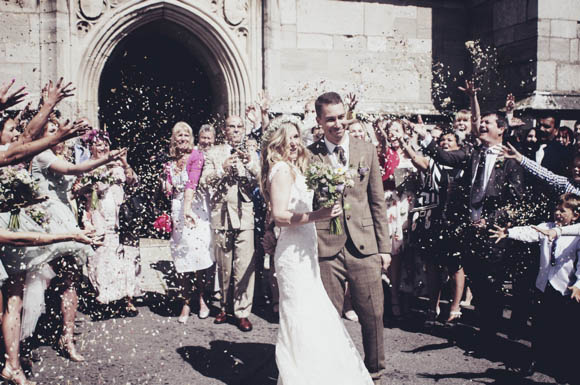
xmin=198 ymin=307 xmax=210 ymax=319
xmin=214 ymin=311 xmax=228 ymax=324
xmin=238 ymin=317 xmax=253 ymax=332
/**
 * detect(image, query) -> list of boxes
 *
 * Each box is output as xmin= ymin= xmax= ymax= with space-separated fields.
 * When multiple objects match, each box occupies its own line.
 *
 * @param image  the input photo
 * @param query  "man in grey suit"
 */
xmin=200 ymin=116 xmax=260 ymax=332
xmin=307 ymin=92 xmax=391 ymax=384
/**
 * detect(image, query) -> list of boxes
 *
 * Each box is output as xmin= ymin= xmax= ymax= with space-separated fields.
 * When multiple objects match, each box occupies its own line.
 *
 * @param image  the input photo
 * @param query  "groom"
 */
xmin=308 ymin=92 xmax=391 ymax=383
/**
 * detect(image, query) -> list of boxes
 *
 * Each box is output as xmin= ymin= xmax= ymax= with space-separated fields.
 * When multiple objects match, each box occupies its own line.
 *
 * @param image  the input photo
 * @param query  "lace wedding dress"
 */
xmin=269 ymin=162 xmax=373 ymax=385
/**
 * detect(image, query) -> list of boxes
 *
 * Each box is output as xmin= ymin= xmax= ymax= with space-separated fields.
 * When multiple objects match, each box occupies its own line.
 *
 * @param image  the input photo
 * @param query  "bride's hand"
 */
xmin=316 ymin=202 xmax=343 ymax=221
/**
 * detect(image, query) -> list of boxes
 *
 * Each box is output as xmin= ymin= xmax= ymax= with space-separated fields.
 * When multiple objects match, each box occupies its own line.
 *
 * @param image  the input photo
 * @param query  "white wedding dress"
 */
xmin=269 ymin=162 xmax=373 ymax=385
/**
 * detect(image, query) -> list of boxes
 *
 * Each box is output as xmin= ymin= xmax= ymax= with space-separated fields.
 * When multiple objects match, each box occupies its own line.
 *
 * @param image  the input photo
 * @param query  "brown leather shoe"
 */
xmin=238 ymin=317 xmax=252 ymax=332
xmin=214 ymin=311 xmax=227 ymax=324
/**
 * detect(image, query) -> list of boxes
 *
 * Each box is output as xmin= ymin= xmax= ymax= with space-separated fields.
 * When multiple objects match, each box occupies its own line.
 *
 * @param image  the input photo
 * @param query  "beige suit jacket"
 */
xmin=308 ymin=137 xmax=391 ymax=257
xmin=200 ymin=144 xmax=260 ymax=231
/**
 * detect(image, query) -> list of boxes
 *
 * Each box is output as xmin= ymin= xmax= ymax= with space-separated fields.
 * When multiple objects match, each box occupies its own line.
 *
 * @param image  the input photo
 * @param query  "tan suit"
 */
xmin=308 ymin=137 xmax=390 ymax=381
xmin=200 ymin=143 xmax=259 ymax=318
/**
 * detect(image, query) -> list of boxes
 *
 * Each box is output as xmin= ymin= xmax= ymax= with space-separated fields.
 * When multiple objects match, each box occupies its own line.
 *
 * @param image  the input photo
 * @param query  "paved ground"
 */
xmin=22 ymin=294 xmax=558 ymax=385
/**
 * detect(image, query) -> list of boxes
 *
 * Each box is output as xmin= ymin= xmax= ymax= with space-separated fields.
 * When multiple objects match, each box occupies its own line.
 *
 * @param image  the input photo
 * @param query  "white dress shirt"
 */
xmin=535 ymin=143 xmax=548 ymax=165
xmin=508 ymin=222 xmax=580 ymax=295
xmin=324 ymin=134 xmax=350 ymax=168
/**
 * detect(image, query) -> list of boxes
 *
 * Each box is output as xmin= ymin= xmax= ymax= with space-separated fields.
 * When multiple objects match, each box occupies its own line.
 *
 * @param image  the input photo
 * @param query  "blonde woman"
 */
xmin=260 ymin=115 xmax=373 ymax=385
xmin=163 ymin=122 xmax=213 ymax=323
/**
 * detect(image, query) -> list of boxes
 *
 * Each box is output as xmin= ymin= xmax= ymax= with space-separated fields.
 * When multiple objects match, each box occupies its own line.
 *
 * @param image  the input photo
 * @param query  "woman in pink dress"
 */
xmin=163 ymin=122 xmax=214 ymax=323
xmin=78 ymin=131 xmax=140 ymax=313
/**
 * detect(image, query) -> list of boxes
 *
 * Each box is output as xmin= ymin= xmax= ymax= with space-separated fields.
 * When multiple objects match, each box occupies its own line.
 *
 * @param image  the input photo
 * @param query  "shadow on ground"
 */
xmin=178 ymin=340 xmax=277 ymax=385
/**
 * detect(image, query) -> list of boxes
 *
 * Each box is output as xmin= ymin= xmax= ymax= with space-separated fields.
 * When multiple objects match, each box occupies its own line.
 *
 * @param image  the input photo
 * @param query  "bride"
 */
xmin=260 ymin=116 xmax=374 ymax=385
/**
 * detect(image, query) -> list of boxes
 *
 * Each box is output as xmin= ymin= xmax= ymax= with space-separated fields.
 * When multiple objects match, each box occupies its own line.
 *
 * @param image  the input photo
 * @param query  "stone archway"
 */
xmin=76 ymin=0 xmax=254 ymax=124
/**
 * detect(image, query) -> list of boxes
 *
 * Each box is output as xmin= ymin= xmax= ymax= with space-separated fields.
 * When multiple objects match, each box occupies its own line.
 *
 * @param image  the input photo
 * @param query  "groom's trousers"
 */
xmin=318 ymin=241 xmax=385 ymax=380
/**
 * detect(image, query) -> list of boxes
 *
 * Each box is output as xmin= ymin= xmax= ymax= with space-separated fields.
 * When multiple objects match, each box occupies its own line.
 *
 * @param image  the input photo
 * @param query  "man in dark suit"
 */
xmin=308 ymin=92 xmax=391 ymax=384
xmin=416 ymin=112 xmax=524 ymax=352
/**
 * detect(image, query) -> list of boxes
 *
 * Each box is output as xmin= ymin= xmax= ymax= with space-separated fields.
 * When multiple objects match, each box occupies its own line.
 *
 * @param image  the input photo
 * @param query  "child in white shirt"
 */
xmin=490 ymin=193 xmax=580 ymax=381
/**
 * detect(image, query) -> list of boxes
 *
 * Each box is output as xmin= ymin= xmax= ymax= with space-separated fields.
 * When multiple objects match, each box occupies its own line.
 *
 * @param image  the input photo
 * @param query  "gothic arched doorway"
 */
xmin=98 ymin=20 xmax=219 ymax=181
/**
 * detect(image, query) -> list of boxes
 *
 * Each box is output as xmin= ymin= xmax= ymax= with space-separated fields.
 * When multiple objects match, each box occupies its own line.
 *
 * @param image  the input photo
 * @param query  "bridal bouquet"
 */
xmin=25 ymin=206 xmax=49 ymax=230
xmin=305 ymin=163 xmax=355 ymax=235
xmin=76 ymin=169 xmax=115 ymax=209
xmin=153 ymin=212 xmax=172 ymax=233
xmin=0 ymin=166 xmax=41 ymax=230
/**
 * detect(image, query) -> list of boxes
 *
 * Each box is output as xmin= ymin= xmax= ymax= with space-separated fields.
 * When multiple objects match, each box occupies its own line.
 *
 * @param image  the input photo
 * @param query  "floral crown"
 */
xmin=82 ymin=128 xmax=110 ymax=145
xmin=261 ymin=114 xmax=304 ymax=147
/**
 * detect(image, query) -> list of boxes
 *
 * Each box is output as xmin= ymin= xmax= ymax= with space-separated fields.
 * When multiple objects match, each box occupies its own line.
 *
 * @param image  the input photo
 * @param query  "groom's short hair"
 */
xmin=315 ymin=92 xmax=343 ymax=118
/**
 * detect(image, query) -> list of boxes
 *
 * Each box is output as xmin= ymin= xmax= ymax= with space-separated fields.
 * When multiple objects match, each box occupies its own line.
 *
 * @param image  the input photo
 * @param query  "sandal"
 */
xmin=1 ymin=364 xmax=36 ymax=385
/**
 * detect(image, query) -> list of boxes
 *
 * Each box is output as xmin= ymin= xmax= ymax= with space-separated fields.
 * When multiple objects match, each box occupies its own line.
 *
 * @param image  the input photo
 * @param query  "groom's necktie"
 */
xmin=334 ymin=145 xmax=347 ymax=166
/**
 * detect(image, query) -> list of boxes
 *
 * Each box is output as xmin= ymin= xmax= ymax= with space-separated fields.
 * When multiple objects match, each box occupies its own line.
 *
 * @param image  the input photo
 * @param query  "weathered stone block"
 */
xmin=3 ymin=42 xmax=39 ymax=63
xmin=514 ymin=20 xmax=537 ymax=41
xmin=538 ymin=36 xmax=551 ymax=60
xmin=551 ymin=20 xmax=577 ymax=39
xmin=279 ymin=49 xmax=329 ymax=73
xmin=495 ymin=26 xmax=515 ymax=46
xmin=556 ymin=63 xmax=580 ymax=91
xmin=279 ymin=0 xmax=297 ymax=25
xmin=333 ymin=35 xmax=367 ymax=50
xmin=536 ymin=60 xmax=557 ymax=90
xmin=550 ymin=37 xmax=570 ymax=61
xmin=279 ymin=25 xmax=297 ymax=49
xmin=296 ymin=33 xmax=333 ymax=50
xmin=538 ymin=19 xmax=551 ymax=37
xmin=0 ymin=13 xmax=31 ymax=43
xmin=493 ymin=0 xmax=527 ymax=30
xmin=408 ymin=38 xmax=431 ymax=54
xmin=296 ymin=0 xmax=364 ymax=35
xmin=538 ymin=0 xmax=580 ymax=20
xmin=394 ymin=18 xmax=417 ymax=39
xmin=367 ymin=36 xmax=387 ymax=52
xmin=363 ymin=3 xmax=395 ymax=37
xmin=571 ymin=39 xmax=579 ymax=62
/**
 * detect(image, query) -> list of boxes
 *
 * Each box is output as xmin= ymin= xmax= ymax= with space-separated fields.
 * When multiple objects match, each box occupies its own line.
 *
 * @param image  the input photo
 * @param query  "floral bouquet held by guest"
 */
xmin=153 ymin=212 xmax=172 ymax=233
xmin=0 ymin=166 xmax=43 ymax=229
xmin=305 ymin=163 xmax=355 ymax=235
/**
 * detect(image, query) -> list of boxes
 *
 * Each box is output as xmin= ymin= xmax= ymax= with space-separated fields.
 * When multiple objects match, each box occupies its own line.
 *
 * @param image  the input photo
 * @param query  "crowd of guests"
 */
xmin=1 ymin=74 xmax=580 ymax=385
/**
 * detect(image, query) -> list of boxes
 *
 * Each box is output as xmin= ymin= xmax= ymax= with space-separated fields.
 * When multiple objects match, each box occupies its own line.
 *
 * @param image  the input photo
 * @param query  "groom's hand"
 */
xmin=379 ymin=253 xmax=391 ymax=271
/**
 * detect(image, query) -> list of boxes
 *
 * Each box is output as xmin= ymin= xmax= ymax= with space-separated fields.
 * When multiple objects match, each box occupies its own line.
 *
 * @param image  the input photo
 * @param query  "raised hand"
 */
xmin=531 ymin=225 xmax=558 ymax=241
xmin=57 ymin=119 xmax=90 ymax=140
xmin=245 ymin=104 xmax=258 ymax=127
xmin=411 ymin=115 xmax=428 ymax=139
xmin=505 ymin=93 xmax=515 ymax=113
xmin=345 ymin=92 xmax=358 ymax=112
xmin=458 ymin=79 xmax=480 ymax=98
xmin=489 ymin=224 xmax=508 ymax=243
xmin=109 ymin=148 xmax=128 ymax=161
xmin=0 ymin=79 xmax=27 ymax=111
xmin=42 ymin=78 xmax=75 ymax=107
xmin=501 ymin=142 xmax=523 ymax=163
xmin=256 ymin=90 xmax=270 ymax=113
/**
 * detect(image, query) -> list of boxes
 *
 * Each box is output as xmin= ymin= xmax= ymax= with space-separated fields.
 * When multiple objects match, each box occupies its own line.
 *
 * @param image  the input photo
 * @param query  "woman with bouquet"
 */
xmin=162 ymin=122 xmax=213 ymax=323
xmin=30 ymin=121 xmax=125 ymax=361
xmin=260 ymin=114 xmax=376 ymax=384
xmin=76 ymin=130 xmax=140 ymax=315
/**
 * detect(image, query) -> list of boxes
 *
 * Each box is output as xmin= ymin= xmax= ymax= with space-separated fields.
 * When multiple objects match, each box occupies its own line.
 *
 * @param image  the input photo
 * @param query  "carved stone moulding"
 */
xmin=223 ymin=0 xmax=247 ymax=26
xmin=76 ymin=0 xmax=121 ymax=34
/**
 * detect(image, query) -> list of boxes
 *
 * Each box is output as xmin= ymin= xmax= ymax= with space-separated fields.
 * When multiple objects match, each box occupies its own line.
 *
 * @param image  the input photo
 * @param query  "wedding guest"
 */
xmin=200 ymin=115 xmax=260 ymax=332
xmin=197 ymin=124 xmax=216 ymax=152
xmin=417 ymin=111 xmax=524 ymax=354
xmin=556 ymin=126 xmax=574 ymax=148
xmin=302 ymin=99 xmax=318 ymax=146
xmin=163 ymin=122 xmax=213 ymax=323
xmin=399 ymin=127 xmax=467 ymax=325
xmin=453 ymin=109 xmax=471 ymax=144
xmin=349 ymin=120 xmax=369 ymax=142
xmin=490 ymin=193 xmax=580 ymax=382
xmin=377 ymin=119 xmax=419 ymax=319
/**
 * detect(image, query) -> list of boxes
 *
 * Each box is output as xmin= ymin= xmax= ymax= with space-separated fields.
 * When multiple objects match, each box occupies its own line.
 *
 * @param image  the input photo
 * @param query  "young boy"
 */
xmin=490 ymin=193 xmax=580 ymax=382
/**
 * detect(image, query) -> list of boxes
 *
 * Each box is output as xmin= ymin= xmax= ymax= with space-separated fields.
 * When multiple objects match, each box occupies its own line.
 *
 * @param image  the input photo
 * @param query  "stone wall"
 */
xmin=264 ymin=0 xmax=469 ymax=116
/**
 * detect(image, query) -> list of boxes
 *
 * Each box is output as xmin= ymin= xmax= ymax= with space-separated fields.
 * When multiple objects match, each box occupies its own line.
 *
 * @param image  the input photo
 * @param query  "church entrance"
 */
xmin=98 ymin=20 xmax=222 ymax=236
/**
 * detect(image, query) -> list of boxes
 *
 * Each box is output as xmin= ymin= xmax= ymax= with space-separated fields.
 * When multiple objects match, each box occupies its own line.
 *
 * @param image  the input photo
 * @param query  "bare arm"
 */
xmin=270 ymin=164 xmax=340 ymax=227
xmin=49 ymin=148 xmax=127 ymax=176
xmin=458 ymin=80 xmax=480 ymax=137
xmin=0 ymin=228 xmax=97 ymax=246
xmin=17 ymin=79 xmax=75 ymax=143
xmin=0 ymin=119 xmax=88 ymax=167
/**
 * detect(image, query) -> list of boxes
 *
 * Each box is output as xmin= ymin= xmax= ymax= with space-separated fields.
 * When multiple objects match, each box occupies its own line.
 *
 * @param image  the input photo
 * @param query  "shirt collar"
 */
xmin=324 ymin=134 xmax=349 ymax=154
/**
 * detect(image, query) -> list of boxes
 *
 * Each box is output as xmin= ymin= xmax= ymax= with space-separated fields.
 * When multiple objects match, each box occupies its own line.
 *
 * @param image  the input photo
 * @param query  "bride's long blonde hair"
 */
xmin=259 ymin=115 xmax=309 ymax=204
